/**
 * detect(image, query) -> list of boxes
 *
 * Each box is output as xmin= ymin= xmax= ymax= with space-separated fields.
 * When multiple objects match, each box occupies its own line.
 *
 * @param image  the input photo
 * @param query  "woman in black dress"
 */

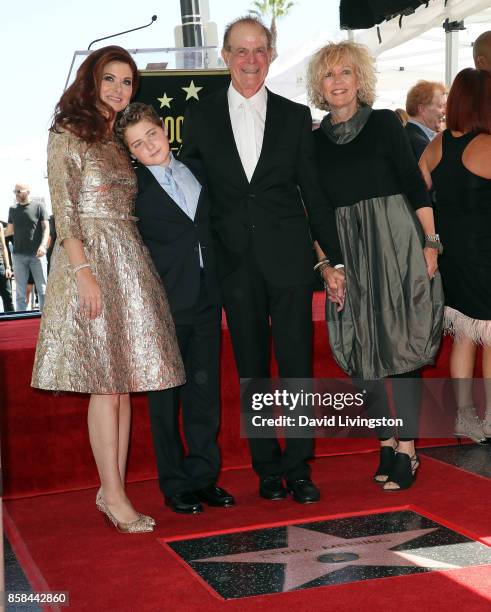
xmin=420 ymin=68 xmax=491 ymax=444
xmin=307 ymin=41 xmax=444 ymax=490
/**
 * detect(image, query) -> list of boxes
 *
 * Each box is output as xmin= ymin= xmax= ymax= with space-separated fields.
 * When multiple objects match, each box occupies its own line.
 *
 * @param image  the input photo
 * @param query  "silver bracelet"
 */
xmin=313 ymin=258 xmax=330 ymax=272
xmin=425 ymin=234 xmax=443 ymax=255
xmin=72 ymin=263 xmax=91 ymax=274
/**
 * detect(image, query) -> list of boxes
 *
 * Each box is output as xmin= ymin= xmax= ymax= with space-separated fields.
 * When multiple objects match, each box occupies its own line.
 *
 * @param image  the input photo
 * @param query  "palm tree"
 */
xmin=249 ymin=0 xmax=295 ymax=60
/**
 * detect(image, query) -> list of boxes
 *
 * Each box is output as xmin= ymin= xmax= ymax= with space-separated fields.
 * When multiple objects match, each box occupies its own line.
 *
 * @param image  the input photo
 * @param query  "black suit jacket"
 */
xmin=179 ymin=88 xmax=342 ymax=284
xmin=134 ymin=161 xmax=220 ymax=314
xmin=405 ymin=121 xmax=430 ymax=161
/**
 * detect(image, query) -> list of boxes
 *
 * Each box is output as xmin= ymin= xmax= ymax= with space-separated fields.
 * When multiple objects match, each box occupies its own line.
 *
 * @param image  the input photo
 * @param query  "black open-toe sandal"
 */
xmin=383 ymin=452 xmax=419 ymax=491
xmin=373 ymin=445 xmax=396 ymax=483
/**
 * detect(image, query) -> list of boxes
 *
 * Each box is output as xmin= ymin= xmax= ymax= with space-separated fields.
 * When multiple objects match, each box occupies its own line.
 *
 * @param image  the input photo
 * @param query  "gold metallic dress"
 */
xmin=32 ymin=130 xmax=185 ymax=394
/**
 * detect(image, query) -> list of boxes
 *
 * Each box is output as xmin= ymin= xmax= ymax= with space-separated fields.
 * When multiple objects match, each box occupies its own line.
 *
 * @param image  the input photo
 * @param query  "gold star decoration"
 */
xmin=157 ymin=93 xmax=173 ymax=109
xmin=182 ymin=80 xmax=203 ymax=101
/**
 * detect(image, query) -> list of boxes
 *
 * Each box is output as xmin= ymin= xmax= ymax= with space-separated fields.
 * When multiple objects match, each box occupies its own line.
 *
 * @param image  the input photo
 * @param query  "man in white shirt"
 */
xmin=180 ymin=16 xmax=344 ymax=505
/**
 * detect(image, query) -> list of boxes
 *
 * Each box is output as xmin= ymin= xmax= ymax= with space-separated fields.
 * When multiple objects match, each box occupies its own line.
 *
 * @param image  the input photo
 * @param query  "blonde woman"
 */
xmin=307 ymin=41 xmax=444 ymax=490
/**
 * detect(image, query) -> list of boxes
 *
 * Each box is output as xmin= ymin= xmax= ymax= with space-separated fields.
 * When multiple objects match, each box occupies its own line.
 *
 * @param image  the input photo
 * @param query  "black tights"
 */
xmin=355 ymin=370 xmax=422 ymax=441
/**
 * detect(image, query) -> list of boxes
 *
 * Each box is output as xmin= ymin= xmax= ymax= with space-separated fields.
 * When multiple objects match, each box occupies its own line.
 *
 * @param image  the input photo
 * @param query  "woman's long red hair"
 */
xmin=446 ymin=68 xmax=491 ymax=134
xmin=51 ymin=45 xmax=139 ymax=144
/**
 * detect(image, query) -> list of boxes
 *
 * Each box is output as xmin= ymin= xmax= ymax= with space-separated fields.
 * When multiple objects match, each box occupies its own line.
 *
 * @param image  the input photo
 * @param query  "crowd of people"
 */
xmin=22 ymin=16 xmax=491 ymax=532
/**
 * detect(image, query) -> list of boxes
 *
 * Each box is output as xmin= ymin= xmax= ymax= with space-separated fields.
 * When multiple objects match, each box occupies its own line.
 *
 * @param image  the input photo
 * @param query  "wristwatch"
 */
xmin=424 ymin=233 xmax=443 ymax=254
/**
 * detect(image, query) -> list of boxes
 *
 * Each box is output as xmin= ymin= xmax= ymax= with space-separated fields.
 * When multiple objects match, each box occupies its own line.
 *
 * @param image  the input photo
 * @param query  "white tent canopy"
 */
xmin=354 ymin=0 xmax=491 ymax=56
xmin=266 ymin=0 xmax=491 ymax=117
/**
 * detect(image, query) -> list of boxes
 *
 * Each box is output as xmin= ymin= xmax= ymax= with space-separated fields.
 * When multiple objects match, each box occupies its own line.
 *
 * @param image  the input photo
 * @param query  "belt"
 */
xmin=78 ymin=212 xmax=139 ymax=222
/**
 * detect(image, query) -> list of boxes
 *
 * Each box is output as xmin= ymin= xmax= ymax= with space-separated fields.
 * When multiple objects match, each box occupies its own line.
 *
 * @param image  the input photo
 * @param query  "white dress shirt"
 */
xmin=227 ymin=83 xmax=267 ymax=182
xmin=148 ymin=154 xmax=204 ymax=267
xmin=407 ymin=118 xmax=436 ymax=141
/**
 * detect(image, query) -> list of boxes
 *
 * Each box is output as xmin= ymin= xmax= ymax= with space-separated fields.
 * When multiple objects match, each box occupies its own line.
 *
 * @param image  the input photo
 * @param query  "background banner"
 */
xmin=135 ymin=70 xmax=230 ymax=152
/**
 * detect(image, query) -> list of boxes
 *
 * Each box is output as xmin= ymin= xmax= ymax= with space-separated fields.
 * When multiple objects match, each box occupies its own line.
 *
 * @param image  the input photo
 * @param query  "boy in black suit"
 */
xmin=116 ymin=103 xmax=234 ymax=514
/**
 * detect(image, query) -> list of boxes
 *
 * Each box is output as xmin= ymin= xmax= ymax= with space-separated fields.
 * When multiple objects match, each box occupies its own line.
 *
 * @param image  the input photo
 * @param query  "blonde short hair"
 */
xmin=307 ymin=41 xmax=376 ymax=111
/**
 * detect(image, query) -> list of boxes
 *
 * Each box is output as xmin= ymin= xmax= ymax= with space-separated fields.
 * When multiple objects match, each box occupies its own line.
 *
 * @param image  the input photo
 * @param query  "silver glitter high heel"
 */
xmin=454 ymin=406 xmax=487 ymax=444
xmin=101 ymin=504 xmax=154 ymax=534
xmin=96 ymin=488 xmax=156 ymax=528
xmin=482 ymin=408 xmax=491 ymax=442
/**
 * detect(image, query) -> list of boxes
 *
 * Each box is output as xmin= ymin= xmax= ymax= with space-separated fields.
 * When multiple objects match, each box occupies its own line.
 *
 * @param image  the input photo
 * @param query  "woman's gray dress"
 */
xmin=313 ymin=107 xmax=444 ymax=380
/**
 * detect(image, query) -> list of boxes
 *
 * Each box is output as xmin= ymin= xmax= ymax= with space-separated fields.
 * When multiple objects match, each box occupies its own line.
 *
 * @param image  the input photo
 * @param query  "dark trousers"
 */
xmin=358 ymin=370 xmax=422 ymax=441
xmin=148 ymin=275 xmax=221 ymax=497
xmin=0 ymin=261 xmax=14 ymax=312
xmin=221 ymin=252 xmax=314 ymax=481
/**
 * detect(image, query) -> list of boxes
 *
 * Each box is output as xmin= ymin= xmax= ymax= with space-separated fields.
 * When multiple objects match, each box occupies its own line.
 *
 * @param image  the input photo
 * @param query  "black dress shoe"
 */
xmin=287 ymin=479 xmax=320 ymax=504
xmin=165 ymin=492 xmax=203 ymax=514
xmin=194 ymin=484 xmax=235 ymax=507
xmin=259 ymin=476 xmax=287 ymax=500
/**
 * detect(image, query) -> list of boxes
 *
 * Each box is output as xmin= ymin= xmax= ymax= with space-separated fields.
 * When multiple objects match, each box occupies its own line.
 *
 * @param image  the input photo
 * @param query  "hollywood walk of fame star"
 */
xmin=157 ymin=93 xmax=173 ymax=109
xmin=193 ymin=525 xmax=459 ymax=592
xmin=182 ymin=80 xmax=203 ymax=101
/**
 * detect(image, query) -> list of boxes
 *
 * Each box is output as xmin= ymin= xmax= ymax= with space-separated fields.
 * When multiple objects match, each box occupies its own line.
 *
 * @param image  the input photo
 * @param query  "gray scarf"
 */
xmin=320 ymin=104 xmax=373 ymax=144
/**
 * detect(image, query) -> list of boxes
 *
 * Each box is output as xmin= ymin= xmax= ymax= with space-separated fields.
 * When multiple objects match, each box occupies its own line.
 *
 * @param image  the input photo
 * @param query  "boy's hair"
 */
xmin=115 ymin=102 xmax=162 ymax=142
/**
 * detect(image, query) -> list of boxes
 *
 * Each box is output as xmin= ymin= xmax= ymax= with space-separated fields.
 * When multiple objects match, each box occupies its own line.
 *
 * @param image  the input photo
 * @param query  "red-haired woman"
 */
xmin=420 ymin=68 xmax=491 ymax=444
xmin=31 ymin=46 xmax=185 ymax=532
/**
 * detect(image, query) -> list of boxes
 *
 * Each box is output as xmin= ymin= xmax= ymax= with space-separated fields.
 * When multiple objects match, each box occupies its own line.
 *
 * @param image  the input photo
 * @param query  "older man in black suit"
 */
xmin=180 ymin=16 xmax=345 ymax=504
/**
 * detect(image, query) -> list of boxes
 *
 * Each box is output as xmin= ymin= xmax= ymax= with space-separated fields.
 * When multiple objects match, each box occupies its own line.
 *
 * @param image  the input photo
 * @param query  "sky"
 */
xmin=0 ymin=0 xmax=339 ymax=220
